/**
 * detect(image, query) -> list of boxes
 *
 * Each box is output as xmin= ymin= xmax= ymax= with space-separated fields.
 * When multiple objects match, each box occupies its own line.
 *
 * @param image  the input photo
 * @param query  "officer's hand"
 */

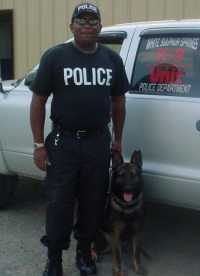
xmin=33 ymin=147 xmax=48 ymax=171
xmin=111 ymin=141 xmax=122 ymax=153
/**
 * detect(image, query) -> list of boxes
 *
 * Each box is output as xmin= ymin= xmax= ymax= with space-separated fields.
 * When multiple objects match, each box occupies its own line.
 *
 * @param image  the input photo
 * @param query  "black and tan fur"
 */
xmin=94 ymin=150 xmax=147 ymax=276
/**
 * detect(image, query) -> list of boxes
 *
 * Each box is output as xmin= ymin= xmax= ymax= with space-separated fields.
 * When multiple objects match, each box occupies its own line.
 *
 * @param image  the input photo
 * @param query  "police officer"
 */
xmin=30 ymin=3 xmax=129 ymax=276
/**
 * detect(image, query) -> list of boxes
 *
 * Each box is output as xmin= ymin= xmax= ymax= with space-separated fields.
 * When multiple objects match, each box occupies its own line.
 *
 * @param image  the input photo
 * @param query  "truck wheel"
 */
xmin=0 ymin=174 xmax=18 ymax=208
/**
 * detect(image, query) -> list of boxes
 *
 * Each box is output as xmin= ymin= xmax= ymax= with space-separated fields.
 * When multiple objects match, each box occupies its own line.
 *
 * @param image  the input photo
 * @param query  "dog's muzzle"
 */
xmin=111 ymin=192 xmax=143 ymax=215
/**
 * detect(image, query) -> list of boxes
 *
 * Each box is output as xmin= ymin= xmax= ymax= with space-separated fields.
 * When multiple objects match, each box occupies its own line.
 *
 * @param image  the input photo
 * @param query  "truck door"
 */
xmin=124 ymin=28 xmax=200 ymax=209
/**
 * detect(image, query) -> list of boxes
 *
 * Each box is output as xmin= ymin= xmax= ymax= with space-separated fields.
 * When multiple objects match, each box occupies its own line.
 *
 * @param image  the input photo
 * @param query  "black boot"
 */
xmin=43 ymin=248 xmax=63 ymax=276
xmin=43 ymin=261 xmax=63 ymax=276
xmin=76 ymin=246 xmax=97 ymax=275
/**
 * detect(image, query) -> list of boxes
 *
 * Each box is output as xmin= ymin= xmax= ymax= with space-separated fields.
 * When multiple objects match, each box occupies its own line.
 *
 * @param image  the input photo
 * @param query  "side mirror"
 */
xmin=24 ymin=70 xmax=37 ymax=87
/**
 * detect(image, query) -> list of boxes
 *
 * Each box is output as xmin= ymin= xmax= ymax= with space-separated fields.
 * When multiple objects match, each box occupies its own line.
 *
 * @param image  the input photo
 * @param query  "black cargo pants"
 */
xmin=41 ymin=127 xmax=110 ymax=251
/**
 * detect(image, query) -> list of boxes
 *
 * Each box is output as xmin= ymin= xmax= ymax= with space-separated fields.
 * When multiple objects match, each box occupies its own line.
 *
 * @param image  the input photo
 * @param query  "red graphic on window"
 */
xmin=149 ymin=64 xmax=184 ymax=84
xmin=175 ymin=48 xmax=185 ymax=62
xmin=155 ymin=48 xmax=167 ymax=62
xmin=155 ymin=48 xmax=186 ymax=64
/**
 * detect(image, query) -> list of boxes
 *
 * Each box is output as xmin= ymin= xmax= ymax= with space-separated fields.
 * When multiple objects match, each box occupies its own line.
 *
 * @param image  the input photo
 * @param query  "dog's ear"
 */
xmin=112 ymin=151 xmax=123 ymax=170
xmin=130 ymin=150 xmax=142 ymax=169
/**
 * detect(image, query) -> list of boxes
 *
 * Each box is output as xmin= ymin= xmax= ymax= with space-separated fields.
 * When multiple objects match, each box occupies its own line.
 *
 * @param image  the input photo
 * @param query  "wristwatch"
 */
xmin=34 ymin=142 xmax=45 ymax=149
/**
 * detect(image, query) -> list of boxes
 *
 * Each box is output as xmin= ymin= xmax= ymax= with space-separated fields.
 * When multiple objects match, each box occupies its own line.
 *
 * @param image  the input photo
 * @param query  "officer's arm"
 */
xmin=30 ymin=93 xmax=49 ymax=171
xmin=30 ymin=93 xmax=49 ymax=144
xmin=111 ymin=95 xmax=126 ymax=152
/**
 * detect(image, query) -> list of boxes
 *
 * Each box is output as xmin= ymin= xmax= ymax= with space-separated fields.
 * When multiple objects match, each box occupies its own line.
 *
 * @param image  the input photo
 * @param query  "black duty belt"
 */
xmin=53 ymin=125 xmax=107 ymax=139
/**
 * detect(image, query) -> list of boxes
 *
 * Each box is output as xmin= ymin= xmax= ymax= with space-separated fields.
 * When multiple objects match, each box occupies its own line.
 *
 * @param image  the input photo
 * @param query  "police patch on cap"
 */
xmin=71 ymin=3 xmax=101 ymax=22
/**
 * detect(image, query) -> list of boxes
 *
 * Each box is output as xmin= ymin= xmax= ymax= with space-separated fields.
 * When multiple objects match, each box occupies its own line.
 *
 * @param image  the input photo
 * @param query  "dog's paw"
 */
xmin=135 ymin=265 xmax=148 ymax=276
xmin=112 ymin=270 xmax=125 ymax=276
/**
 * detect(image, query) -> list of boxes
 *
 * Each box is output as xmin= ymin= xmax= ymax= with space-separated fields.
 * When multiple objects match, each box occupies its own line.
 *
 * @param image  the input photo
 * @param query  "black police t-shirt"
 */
xmin=31 ymin=42 xmax=129 ymax=129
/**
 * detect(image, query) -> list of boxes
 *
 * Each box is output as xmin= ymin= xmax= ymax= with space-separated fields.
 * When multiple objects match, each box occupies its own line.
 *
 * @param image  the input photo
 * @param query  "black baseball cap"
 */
xmin=71 ymin=3 xmax=101 ymax=22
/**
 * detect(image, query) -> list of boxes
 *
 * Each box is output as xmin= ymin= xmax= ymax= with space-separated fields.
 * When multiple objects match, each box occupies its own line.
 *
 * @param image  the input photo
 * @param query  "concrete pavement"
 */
xmin=0 ymin=177 xmax=200 ymax=276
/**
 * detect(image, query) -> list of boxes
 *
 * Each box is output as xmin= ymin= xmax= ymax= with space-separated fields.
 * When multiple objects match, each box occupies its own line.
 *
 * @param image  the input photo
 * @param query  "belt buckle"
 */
xmin=76 ymin=130 xmax=87 ymax=139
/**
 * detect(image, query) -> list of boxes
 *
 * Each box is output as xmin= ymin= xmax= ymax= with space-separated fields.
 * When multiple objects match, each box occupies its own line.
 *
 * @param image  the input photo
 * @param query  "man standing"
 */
xmin=30 ymin=3 xmax=129 ymax=276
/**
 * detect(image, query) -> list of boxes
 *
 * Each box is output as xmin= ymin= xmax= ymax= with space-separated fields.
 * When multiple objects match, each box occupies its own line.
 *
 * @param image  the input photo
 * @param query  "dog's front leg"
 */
xmin=111 ymin=222 xmax=124 ymax=276
xmin=132 ymin=233 xmax=147 ymax=275
xmin=132 ymin=233 xmax=141 ymax=273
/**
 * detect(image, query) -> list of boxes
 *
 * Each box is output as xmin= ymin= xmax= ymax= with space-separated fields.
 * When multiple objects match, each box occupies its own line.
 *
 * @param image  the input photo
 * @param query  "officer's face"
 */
xmin=70 ymin=13 xmax=102 ymax=47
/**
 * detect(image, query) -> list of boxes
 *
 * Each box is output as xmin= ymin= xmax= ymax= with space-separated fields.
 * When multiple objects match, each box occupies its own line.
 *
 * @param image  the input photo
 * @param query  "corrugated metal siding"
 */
xmin=0 ymin=0 xmax=14 ymax=9
xmin=0 ymin=0 xmax=200 ymax=78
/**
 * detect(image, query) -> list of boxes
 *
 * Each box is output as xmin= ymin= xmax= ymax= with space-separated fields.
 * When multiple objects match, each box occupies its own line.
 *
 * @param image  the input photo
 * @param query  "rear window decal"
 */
xmin=139 ymin=82 xmax=191 ymax=95
xmin=146 ymin=37 xmax=199 ymax=50
xmin=149 ymin=64 xmax=184 ymax=84
xmin=132 ymin=35 xmax=200 ymax=97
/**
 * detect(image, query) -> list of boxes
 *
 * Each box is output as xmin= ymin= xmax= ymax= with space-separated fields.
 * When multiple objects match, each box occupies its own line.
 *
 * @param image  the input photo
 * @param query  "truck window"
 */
xmin=97 ymin=31 xmax=127 ymax=54
xmin=131 ymin=34 xmax=200 ymax=97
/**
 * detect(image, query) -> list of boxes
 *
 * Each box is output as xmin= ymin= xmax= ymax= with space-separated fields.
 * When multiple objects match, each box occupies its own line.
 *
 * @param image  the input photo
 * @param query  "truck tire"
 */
xmin=0 ymin=174 xmax=18 ymax=208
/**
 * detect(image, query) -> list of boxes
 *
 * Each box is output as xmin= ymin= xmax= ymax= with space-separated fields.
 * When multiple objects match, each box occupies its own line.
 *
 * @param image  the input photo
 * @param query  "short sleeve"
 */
xmin=111 ymin=55 xmax=130 ymax=96
xmin=30 ymin=48 xmax=54 ymax=96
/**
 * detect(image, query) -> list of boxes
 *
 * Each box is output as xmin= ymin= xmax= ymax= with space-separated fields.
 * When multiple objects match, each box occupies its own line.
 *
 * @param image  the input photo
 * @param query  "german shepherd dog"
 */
xmin=93 ymin=150 xmax=147 ymax=276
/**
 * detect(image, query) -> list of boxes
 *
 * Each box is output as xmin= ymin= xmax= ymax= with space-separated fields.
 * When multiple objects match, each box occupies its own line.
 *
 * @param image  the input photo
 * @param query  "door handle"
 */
xmin=196 ymin=120 xmax=200 ymax=131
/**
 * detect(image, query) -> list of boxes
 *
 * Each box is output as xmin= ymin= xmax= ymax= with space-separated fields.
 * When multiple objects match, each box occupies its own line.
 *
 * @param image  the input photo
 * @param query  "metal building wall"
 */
xmin=0 ymin=0 xmax=200 ymax=78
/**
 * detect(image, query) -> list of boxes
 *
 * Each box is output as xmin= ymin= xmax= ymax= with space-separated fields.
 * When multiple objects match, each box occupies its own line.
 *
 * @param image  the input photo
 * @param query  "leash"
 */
xmin=104 ymin=121 xmax=123 ymax=213
xmin=103 ymin=123 xmax=114 ymax=214
xmin=103 ymin=154 xmax=112 ymax=215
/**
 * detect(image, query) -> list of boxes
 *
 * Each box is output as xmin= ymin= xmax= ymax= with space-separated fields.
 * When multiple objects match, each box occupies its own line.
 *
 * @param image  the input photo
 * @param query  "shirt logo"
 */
xmin=64 ymin=67 xmax=113 ymax=86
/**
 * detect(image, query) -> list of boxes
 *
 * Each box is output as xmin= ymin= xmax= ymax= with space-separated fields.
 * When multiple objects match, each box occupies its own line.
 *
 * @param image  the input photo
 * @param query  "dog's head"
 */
xmin=111 ymin=150 xmax=143 ymax=203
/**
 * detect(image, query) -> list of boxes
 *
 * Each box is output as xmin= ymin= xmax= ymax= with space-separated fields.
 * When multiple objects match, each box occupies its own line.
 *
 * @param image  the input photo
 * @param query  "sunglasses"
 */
xmin=74 ymin=18 xmax=100 ymax=27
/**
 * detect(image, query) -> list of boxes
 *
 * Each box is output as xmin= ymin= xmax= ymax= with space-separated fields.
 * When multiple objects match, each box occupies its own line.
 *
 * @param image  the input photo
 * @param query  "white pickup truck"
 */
xmin=1 ymin=19 xmax=200 ymax=210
